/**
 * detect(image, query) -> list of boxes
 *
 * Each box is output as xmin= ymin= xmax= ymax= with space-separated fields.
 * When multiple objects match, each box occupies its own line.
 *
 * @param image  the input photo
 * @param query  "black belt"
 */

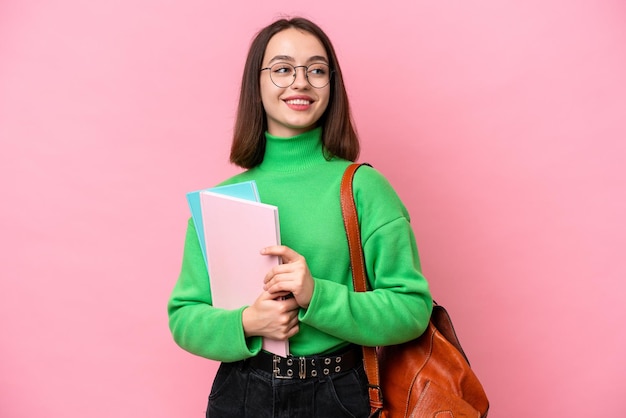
xmin=248 ymin=345 xmax=362 ymax=380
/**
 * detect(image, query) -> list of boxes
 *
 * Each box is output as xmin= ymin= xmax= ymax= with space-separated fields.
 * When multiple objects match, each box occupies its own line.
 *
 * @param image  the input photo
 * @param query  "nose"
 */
xmin=291 ymin=66 xmax=309 ymax=88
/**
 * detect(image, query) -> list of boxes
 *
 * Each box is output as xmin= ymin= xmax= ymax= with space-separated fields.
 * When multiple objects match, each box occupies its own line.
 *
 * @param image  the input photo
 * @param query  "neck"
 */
xmin=258 ymin=127 xmax=327 ymax=172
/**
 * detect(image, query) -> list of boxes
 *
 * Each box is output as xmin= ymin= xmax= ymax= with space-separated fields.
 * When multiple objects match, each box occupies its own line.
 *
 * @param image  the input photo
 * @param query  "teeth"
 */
xmin=286 ymin=99 xmax=311 ymax=105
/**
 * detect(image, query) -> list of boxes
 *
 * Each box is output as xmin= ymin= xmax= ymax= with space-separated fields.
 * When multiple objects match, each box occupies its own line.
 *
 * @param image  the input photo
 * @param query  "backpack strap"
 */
xmin=340 ymin=163 xmax=383 ymax=415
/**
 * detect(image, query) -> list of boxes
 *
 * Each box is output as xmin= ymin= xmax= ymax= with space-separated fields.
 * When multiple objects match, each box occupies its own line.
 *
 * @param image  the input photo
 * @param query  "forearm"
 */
xmin=299 ymin=218 xmax=432 ymax=346
xmin=299 ymin=279 xmax=431 ymax=346
xmin=169 ymin=301 xmax=262 ymax=362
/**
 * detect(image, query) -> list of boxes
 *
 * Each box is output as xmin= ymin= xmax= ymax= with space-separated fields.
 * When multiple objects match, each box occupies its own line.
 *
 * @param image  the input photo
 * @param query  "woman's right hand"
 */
xmin=241 ymin=291 xmax=300 ymax=340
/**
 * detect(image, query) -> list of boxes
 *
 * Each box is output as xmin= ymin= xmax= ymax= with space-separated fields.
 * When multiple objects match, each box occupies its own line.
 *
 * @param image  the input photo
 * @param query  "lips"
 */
xmin=283 ymin=96 xmax=314 ymax=107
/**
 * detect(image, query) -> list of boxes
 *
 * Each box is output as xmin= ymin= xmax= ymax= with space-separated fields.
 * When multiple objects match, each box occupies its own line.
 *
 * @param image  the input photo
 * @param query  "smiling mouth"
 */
xmin=285 ymin=99 xmax=313 ymax=105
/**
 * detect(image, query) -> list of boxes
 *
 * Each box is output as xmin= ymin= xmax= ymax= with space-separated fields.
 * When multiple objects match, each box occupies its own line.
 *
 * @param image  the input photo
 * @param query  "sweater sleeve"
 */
xmin=299 ymin=167 xmax=433 ymax=346
xmin=167 ymin=218 xmax=263 ymax=362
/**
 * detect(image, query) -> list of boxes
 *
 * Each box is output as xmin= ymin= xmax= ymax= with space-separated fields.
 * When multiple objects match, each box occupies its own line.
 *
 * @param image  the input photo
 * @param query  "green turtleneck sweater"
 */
xmin=168 ymin=127 xmax=432 ymax=362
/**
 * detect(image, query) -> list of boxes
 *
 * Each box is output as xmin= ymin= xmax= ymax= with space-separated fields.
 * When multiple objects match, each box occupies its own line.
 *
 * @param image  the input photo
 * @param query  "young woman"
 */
xmin=168 ymin=17 xmax=432 ymax=418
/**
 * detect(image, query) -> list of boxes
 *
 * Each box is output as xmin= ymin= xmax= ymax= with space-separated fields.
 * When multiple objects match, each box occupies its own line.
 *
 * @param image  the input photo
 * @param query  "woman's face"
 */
xmin=260 ymin=28 xmax=331 ymax=138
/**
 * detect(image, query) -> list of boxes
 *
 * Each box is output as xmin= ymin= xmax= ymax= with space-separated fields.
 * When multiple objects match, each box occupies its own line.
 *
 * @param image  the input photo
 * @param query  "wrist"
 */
xmin=241 ymin=306 xmax=256 ymax=338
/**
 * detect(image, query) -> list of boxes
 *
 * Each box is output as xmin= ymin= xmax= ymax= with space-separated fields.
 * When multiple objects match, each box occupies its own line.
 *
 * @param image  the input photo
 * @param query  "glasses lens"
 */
xmin=306 ymin=63 xmax=331 ymax=88
xmin=268 ymin=63 xmax=332 ymax=88
xmin=269 ymin=63 xmax=296 ymax=88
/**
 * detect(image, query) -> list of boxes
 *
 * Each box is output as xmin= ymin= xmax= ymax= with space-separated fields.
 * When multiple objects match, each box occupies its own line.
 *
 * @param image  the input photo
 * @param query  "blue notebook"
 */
xmin=186 ymin=181 xmax=260 ymax=268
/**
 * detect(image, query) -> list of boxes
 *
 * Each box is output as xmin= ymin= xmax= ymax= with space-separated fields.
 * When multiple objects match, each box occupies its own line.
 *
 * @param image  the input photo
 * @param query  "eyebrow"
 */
xmin=267 ymin=55 xmax=329 ymax=65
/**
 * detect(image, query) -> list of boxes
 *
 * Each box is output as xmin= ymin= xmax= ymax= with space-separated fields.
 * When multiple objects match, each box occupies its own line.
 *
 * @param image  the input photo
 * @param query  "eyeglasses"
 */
xmin=260 ymin=63 xmax=333 ymax=89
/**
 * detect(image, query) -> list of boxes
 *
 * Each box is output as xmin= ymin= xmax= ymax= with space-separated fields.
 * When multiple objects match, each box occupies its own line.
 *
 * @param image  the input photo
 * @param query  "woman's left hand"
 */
xmin=261 ymin=245 xmax=314 ymax=309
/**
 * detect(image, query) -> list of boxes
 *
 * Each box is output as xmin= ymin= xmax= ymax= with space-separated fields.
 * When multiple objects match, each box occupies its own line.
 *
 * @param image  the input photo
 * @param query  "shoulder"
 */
xmin=351 ymin=164 xmax=392 ymax=189
xmin=351 ymin=163 xmax=410 ymax=221
xmin=351 ymin=164 xmax=400 ymax=202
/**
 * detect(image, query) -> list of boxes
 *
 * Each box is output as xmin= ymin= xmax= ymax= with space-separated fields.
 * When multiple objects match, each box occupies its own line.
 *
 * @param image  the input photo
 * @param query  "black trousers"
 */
xmin=206 ymin=358 xmax=370 ymax=418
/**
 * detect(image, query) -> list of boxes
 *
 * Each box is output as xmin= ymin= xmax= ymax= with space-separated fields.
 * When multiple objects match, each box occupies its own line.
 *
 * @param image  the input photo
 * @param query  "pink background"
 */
xmin=1 ymin=0 xmax=625 ymax=416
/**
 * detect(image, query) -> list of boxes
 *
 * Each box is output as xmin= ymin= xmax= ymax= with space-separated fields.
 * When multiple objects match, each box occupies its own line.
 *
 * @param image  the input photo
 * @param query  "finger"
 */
xmin=261 ymin=245 xmax=301 ymax=263
xmin=260 ymin=245 xmax=287 ymax=256
xmin=289 ymin=321 xmax=300 ymax=336
xmin=263 ymin=264 xmax=291 ymax=284
xmin=281 ymin=297 xmax=300 ymax=311
xmin=272 ymin=290 xmax=292 ymax=300
xmin=283 ymin=317 xmax=299 ymax=334
xmin=277 ymin=324 xmax=299 ymax=340
xmin=265 ymin=279 xmax=292 ymax=295
xmin=255 ymin=290 xmax=274 ymax=302
xmin=255 ymin=289 xmax=290 ymax=303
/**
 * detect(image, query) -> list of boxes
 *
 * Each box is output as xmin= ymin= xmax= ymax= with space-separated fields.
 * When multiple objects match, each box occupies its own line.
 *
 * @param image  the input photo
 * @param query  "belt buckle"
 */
xmin=272 ymin=355 xmax=293 ymax=379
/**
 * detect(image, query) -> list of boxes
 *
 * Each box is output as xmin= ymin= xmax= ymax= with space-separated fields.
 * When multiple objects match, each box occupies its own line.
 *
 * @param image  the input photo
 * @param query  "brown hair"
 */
xmin=229 ymin=17 xmax=359 ymax=168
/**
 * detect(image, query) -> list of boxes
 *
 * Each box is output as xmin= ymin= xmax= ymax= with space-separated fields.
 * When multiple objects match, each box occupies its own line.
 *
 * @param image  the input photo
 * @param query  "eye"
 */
xmin=272 ymin=64 xmax=294 ymax=75
xmin=308 ymin=64 xmax=328 ymax=76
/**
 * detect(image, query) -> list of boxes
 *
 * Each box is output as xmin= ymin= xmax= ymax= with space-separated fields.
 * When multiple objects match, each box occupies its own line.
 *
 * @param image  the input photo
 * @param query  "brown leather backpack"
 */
xmin=341 ymin=163 xmax=489 ymax=417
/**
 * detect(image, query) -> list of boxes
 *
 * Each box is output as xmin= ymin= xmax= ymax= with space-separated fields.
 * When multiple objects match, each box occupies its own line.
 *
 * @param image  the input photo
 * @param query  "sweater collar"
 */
xmin=258 ymin=127 xmax=327 ymax=172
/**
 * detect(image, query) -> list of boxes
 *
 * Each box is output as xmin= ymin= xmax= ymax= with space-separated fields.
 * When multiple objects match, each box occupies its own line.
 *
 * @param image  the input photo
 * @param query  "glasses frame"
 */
xmin=260 ymin=63 xmax=333 ymax=89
